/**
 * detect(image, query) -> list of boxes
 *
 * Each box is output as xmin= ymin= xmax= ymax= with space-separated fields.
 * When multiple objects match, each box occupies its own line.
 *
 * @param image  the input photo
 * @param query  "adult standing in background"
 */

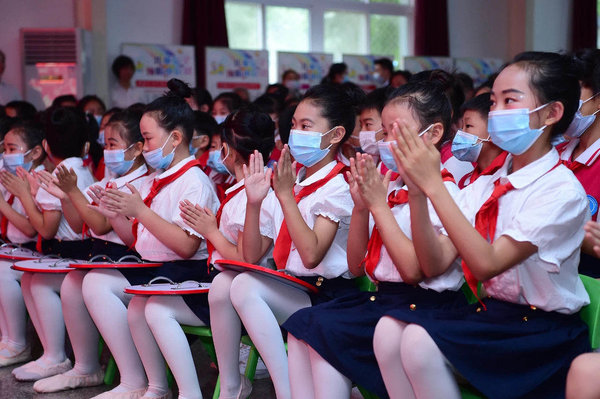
xmin=373 ymin=58 xmax=394 ymax=88
xmin=0 ymin=50 xmax=22 ymax=105
xmin=110 ymin=55 xmax=145 ymax=109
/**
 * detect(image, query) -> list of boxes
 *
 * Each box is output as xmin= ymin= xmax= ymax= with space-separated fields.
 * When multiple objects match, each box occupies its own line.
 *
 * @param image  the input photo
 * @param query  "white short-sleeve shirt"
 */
xmin=457 ymin=148 xmax=590 ymax=314
xmin=83 ymin=164 xmax=149 ymax=245
xmin=35 ymin=158 xmax=96 ymax=241
xmin=210 ymin=179 xmax=274 ymax=267
xmin=261 ymin=161 xmax=353 ymax=279
xmin=369 ymin=177 xmax=464 ymax=292
xmin=134 ymin=156 xmax=220 ymax=262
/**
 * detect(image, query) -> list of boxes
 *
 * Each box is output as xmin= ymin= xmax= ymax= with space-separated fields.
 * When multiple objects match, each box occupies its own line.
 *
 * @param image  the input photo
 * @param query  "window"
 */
xmin=225 ymin=0 xmax=413 ymax=83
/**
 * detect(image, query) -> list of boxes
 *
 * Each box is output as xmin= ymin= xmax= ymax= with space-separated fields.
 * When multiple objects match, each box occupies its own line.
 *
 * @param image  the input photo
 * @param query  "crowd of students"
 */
xmin=0 ymin=48 xmax=599 ymax=399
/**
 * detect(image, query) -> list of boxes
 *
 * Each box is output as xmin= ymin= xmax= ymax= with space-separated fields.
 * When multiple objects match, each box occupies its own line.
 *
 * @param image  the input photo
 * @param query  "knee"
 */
xmin=567 ymin=353 xmax=600 ymax=399
xmin=208 ymin=271 xmax=235 ymax=308
xmin=144 ymin=297 xmax=174 ymax=329
xmin=373 ymin=316 xmax=404 ymax=361
xmin=127 ymin=296 xmax=148 ymax=326
xmin=400 ymin=324 xmax=439 ymax=374
xmin=60 ymin=271 xmax=85 ymax=298
xmin=82 ymin=270 xmax=117 ymax=302
xmin=229 ymin=273 xmax=260 ymax=310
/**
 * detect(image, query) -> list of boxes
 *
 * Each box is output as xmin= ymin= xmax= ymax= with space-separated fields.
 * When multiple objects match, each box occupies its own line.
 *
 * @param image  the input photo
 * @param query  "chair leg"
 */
xmin=212 ymin=375 xmax=221 ymax=399
xmin=244 ymin=345 xmax=260 ymax=382
xmin=104 ymin=356 xmax=118 ymax=385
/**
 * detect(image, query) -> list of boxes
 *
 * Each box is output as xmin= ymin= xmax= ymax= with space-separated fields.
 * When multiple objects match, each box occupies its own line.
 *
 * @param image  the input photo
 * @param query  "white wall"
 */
xmin=0 ymin=0 xmax=76 ymax=97
xmin=526 ymin=0 xmax=573 ymax=52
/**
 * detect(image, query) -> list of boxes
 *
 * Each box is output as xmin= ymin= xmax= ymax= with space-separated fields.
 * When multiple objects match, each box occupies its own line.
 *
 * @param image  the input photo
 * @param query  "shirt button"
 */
xmin=476 ymin=307 xmax=482 ymax=313
xmin=369 ymin=296 xmax=376 ymax=302
xmin=530 ymin=305 xmax=536 ymax=310
xmin=522 ymin=316 xmax=528 ymax=322
xmin=409 ymin=304 xmax=416 ymax=311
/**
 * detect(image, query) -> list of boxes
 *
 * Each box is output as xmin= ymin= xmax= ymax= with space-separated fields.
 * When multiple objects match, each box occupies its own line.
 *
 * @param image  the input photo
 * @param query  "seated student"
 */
xmin=207 ymin=124 xmax=236 ymax=201
xmin=30 ymin=108 xmax=148 ymax=393
xmin=374 ymin=51 xmax=590 ymax=399
xmin=284 ymin=80 xmax=465 ymax=399
xmin=451 ymin=93 xmax=507 ymax=189
xmin=4 ymin=107 xmax=96 ymax=382
xmin=4 ymin=101 xmax=37 ymax=120
xmin=0 ymin=120 xmax=47 ymax=367
xmin=127 ymin=106 xmax=275 ymax=399
xmin=190 ymin=110 xmax=217 ymax=167
xmin=557 ymin=48 xmax=600 ymax=277
xmin=82 ymin=84 xmax=219 ymax=399
xmin=337 ymin=82 xmax=367 ymax=165
xmin=212 ymin=92 xmax=242 ymax=125
xmin=357 ymin=88 xmax=386 ymax=162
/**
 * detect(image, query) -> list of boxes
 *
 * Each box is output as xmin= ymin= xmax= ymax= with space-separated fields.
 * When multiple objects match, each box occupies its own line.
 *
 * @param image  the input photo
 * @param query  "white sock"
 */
xmin=0 ymin=261 xmax=26 ymax=354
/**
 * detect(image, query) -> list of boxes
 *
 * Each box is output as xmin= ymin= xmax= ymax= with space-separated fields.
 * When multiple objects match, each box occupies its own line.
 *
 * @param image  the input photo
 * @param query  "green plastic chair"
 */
xmin=179 ymin=325 xmax=219 ymax=399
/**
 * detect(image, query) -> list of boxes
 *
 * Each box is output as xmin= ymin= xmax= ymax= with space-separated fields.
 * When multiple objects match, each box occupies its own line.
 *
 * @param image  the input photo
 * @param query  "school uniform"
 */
xmin=441 ymin=140 xmax=475 ymax=185
xmin=458 ymin=151 xmax=509 ymax=189
xmin=283 ymin=174 xmax=465 ymax=399
xmin=36 ymin=158 xmax=95 ymax=259
xmin=394 ymin=148 xmax=591 ymax=399
xmin=558 ymin=138 xmax=600 ymax=277
xmin=119 ymin=156 xmax=220 ymax=286
xmin=83 ymin=164 xmax=148 ymax=259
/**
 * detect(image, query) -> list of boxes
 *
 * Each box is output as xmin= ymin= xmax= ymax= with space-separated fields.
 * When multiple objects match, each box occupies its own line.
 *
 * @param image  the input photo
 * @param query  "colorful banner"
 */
xmin=277 ymin=52 xmax=333 ymax=91
xmin=454 ymin=57 xmax=505 ymax=86
xmin=205 ymin=47 xmax=269 ymax=100
xmin=403 ymin=57 xmax=454 ymax=73
xmin=342 ymin=54 xmax=393 ymax=92
xmin=121 ymin=43 xmax=196 ymax=100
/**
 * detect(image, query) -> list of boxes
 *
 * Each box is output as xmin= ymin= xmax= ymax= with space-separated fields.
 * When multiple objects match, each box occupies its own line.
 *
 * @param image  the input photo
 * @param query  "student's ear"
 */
xmin=82 ymin=142 xmax=90 ymax=158
xmin=30 ymin=145 xmax=43 ymax=162
xmin=328 ymin=126 xmax=346 ymax=146
xmin=171 ymin=129 xmax=184 ymax=148
xmin=427 ymin=122 xmax=445 ymax=146
xmin=199 ymin=135 xmax=210 ymax=150
xmin=541 ymin=101 xmax=564 ymax=128
xmin=42 ymin=139 xmax=50 ymax=155
xmin=132 ymin=141 xmax=143 ymax=157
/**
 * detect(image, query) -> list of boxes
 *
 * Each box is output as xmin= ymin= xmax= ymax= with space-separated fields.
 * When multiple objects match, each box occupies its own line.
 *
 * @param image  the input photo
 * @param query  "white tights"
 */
xmin=82 ymin=269 xmax=147 ymax=392
xmin=0 ymin=260 xmax=27 ymax=355
xmin=229 ymin=272 xmax=312 ymax=399
xmin=20 ymin=272 xmax=67 ymax=364
xmin=373 ymin=317 xmax=460 ymax=399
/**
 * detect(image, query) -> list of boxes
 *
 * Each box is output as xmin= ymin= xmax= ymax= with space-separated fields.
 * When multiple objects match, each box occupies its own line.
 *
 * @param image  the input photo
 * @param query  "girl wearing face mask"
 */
xmin=218 ymin=84 xmax=357 ymax=399
xmin=374 ymin=52 xmax=590 ymax=399
xmin=284 ymin=81 xmax=465 ymax=399
xmin=126 ymin=107 xmax=275 ymax=399
xmin=557 ymin=49 xmax=600 ymax=277
xmin=451 ymin=93 xmax=507 ymax=189
xmin=212 ymin=92 xmax=242 ymax=125
xmin=81 ymin=85 xmax=219 ymax=399
xmin=28 ymin=109 xmax=148 ymax=394
xmin=3 ymin=107 xmax=96 ymax=383
xmin=357 ymin=89 xmax=386 ymax=163
xmin=0 ymin=121 xmax=46 ymax=368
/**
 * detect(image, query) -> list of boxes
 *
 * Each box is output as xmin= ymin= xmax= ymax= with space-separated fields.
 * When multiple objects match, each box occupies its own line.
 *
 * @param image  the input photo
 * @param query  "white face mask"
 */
xmin=214 ymin=114 xmax=228 ymax=124
xmin=564 ymin=94 xmax=600 ymax=139
xmin=487 ymin=103 xmax=549 ymax=155
xmin=359 ymin=129 xmax=383 ymax=155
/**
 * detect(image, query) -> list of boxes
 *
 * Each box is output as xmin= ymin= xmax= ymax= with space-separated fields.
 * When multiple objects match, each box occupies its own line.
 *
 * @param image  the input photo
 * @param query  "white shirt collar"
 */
xmin=225 ymin=178 xmax=244 ymax=194
xmin=296 ymin=161 xmax=337 ymax=187
xmin=497 ymin=148 xmax=560 ymax=189
xmin=112 ymin=164 xmax=148 ymax=189
xmin=57 ymin=157 xmax=84 ymax=170
xmin=558 ymin=138 xmax=600 ymax=166
xmin=157 ymin=156 xmax=195 ymax=180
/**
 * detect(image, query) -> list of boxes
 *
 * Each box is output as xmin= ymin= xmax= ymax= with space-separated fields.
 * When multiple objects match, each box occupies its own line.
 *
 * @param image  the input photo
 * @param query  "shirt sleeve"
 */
xmin=35 ymin=187 xmax=61 ymax=211
xmin=310 ymin=176 xmax=353 ymax=225
xmin=171 ymin=175 xmax=220 ymax=239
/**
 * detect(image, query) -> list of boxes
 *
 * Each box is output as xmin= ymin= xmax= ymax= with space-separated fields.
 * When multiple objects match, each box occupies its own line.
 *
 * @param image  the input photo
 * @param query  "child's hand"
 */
xmin=347 ymin=157 xmax=367 ymax=211
xmin=54 ymin=165 xmax=79 ymax=193
xmin=273 ymin=145 xmax=297 ymax=200
xmin=354 ymin=153 xmax=391 ymax=211
xmin=36 ymin=170 xmax=66 ymax=199
xmin=101 ymin=183 xmax=145 ymax=218
xmin=390 ymin=119 xmax=442 ymax=196
xmin=19 ymin=167 xmax=39 ymax=196
xmin=179 ymin=200 xmax=218 ymax=236
xmin=0 ymin=170 xmax=31 ymax=199
xmin=585 ymin=221 xmax=600 ymax=258
xmin=242 ymin=150 xmax=272 ymax=205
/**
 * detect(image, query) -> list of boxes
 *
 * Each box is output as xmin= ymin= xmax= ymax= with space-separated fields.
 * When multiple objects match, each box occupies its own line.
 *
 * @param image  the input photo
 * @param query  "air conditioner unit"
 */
xmin=20 ymin=28 xmax=93 ymax=110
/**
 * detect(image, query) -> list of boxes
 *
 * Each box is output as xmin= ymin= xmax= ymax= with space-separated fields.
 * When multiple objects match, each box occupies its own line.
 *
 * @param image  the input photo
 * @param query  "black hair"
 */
xmin=5 ymin=101 xmax=37 ymax=120
xmin=277 ymin=104 xmax=297 ymax=145
xmin=166 ymin=78 xmax=193 ymax=99
xmin=221 ymin=105 xmax=275 ymax=162
xmin=408 ymin=70 xmax=465 ymax=125
xmin=143 ymin=78 xmax=195 ymax=142
xmin=107 ymin=108 xmax=144 ymax=145
xmin=574 ymin=48 xmax=600 ymax=94
xmin=0 ymin=116 xmax=15 ymax=142
xmin=43 ymin=107 xmax=88 ymax=159
xmin=265 ymin=84 xmax=290 ymax=105
xmin=282 ymin=69 xmax=299 ymax=81
xmin=359 ymin=88 xmax=387 ymax=114
xmin=339 ymin=82 xmax=367 ymax=116
xmin=455 ymin=72 xmax=475 ymax=94
xmin=78 ymin=95 xmax=106 ymax=114
xmin=511 ymin=51 xmax=581 ymax=136
xmin=392 ymin=70 xmax=412 ymax=82
xmin=193 ymin=88 xmax=213 ymax=110
xmin=301 ymin=84 xmax=356 ymax=143
xmin=126 ymin=103 xmax=146 ymax=114
xmin=374 ymin=58 xmax=394 ymax=74
xmin=213 ymin=92 xmax=242 ymax=114
xmin=321 ymin=63 xmax=348 ymax=85
xmin=111 ymin=55 xmax=135 ymax=79
xmin=474 ymin=72 xmax=498 ymax=94
xmin=253 ymin=94 xmax=282 ymax=115
xmin=193 ymin=111 xmax=218 ymax=139
xmin=51 ymin=94 xmax=77 ymax=108
xmin=386 ymin=80 xmax=453 ymax=146
xmin=459 ymin=92 xmax=491 ymax=120
xmin=6 ymin=118 xmax=45 ymax=151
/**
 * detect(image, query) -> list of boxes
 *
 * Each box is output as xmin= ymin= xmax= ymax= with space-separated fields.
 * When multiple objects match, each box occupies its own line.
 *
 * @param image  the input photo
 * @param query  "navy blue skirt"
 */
xmin=282 ymin=283 xmax=467 ymax=399
xmin=392 ymin=297 xmax=591 ymax=399
xmin=120 ymin=258 xmax=214 ymax=286
xmin=296 ymin=275 xmax=360 ymax=305
xmin=89 ymin=238 xmax=139 ymax=260
xmin=42 ymin=239 xmax=93 ymax=260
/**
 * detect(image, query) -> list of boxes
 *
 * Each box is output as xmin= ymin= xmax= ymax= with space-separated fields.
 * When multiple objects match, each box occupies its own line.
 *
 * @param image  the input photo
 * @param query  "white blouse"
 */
xmin=35 ymin=158 xmax=96 ymax=241
xmin=457 ymin=148 xmax=590 ymax=314
xmin=134 ymin=156 xmax=220 ymax=262
xmin=260 ymin=161 xmax=353 ymax=279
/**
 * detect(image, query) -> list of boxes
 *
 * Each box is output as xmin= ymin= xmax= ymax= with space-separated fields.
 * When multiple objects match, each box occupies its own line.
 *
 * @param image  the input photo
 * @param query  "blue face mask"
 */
xmin=207 ymin=145 xmax=230 ymax=175
xmin=189 ymin=143 xmax=199 ymax=157
xmin=288 ymin=127 xmax=335 ymax=167
xmin=142 ymin=133 xmax=175 ymax=170
xmin=376 ymin=124 xmax=433 ymax=173
xmin=451 ymin=130 xmax=489 ymax=162
xmin=97 ymin=130 xmax=105 ymax=146
xmin=564 ymin=95 xmax=600 ymax=139
xmin=3 ymin=150 xmax=32 ymax=174
xmin=487 ymin=103 xmax=549 ymax=155
xmin=104 ymin=144 xmax=135 ymax=176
